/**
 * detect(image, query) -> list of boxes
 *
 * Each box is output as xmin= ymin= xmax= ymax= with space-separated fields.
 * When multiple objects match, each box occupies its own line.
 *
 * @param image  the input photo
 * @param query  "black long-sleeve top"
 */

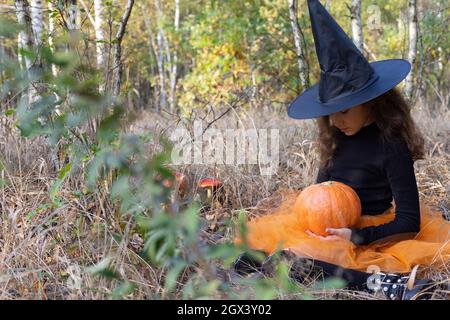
xmin=315 ymin=122 xmax=421 ymax=245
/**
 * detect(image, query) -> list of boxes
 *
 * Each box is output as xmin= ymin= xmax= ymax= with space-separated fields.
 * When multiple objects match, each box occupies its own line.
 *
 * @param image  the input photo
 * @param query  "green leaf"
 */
xmin=182 ymin=205 xmax=200 ymax=238
xmin=252 ymin=279 xmax=278 ymax=300
xmin=4 ymin=109 xmax=15 ymax=116
xmin=111 ymin=281 xmax=136 ymax=299
xmin=49 ymin=163 xmax=72 ymax=204
xmin=164 ymin=261 xmax=187 ymax=293
xmin=204 ymin=243 xmax=242 ymax=265
xmin=0 ymin=159 xmax=6 ymax=189
xmin=196 ymin=279 xmax=221 ymax=299
xmin=0 ymin=18 xmax=20 ymax=36
xmin=86 ymin=151 xmax=107 ymax=190
xmin=26 ymin=203 xmax=51 ymax=221
xmin=111 ymin=175 xmax=130 ymax=199
xmin=87 ymin=257 xmax=121 ymax=280
xmin=312 ymin=277 xmax=346 ymax=290
xmin=97 ymin=106 xmax=124 ymax=145
xmin=144 ymin=229 xmax=170 ymax=263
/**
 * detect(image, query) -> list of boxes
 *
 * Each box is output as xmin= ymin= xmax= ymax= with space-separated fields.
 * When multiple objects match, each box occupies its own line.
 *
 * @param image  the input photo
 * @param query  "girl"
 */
xmin=234 ymin=88 xmax=441 ymax=300
xmin=233 ymin=0 xmax=449 ymax=300
xmin=311 ymin=87 xmax=423 ymax=246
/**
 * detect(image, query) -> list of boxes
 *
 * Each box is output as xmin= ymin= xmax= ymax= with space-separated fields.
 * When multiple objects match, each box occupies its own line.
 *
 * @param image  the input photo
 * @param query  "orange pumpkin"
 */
xmin=293 ymin=181 xmax=361 ymax=236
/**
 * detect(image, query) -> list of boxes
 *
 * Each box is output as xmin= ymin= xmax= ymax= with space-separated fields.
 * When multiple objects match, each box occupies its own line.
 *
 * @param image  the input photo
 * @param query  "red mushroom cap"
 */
xmin=174 ymin=172 xmax=188 ymax=190
xmin=198 ymin=178 xmax=222 ymax=188
xmin=174 ymin=172 xmax=185 ymax=181
xmin=162 ymin=171 xmax=187 ymax=190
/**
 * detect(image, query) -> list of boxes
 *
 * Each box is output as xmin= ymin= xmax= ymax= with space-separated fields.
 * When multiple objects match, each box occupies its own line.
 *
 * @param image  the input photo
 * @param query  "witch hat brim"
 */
xmin=288 ymin=59 xmax=411 ymax=119
xmin=288 ymin=0 xmax=411 ymax=119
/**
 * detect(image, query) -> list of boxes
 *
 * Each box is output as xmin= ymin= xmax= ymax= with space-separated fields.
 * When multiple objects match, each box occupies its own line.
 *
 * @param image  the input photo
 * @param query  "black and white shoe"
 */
xmin=368 ymin=266 xmax=436 ymax=300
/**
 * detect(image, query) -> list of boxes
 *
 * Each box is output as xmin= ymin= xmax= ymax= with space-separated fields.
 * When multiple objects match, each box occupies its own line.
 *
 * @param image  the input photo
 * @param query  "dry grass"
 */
xmin=0 ymin=97 xmax=448 ymax=299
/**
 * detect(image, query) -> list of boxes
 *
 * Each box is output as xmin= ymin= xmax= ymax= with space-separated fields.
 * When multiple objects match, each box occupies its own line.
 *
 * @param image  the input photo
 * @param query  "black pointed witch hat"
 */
xmin=287 ymin=0 xmax=411 ymax=119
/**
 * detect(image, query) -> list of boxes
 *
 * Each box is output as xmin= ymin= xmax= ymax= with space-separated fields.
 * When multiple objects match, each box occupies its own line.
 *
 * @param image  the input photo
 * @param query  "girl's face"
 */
xmin=329 ymin=104 xmax=373 ymax=136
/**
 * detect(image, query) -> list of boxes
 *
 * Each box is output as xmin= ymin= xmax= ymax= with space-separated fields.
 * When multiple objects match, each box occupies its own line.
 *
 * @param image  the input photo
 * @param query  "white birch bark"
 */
xmin=94 ymin=0 xmax=106 ymax=93
xmin=288 ymin=0 xmax=310 ymax=89
xmin=15 ymin=0 xmax=39 ymax=105
xmin=350 ymin=0 xmax=364 ymax=53
xmin=436 ymin=10 xmax=443 ymax=72
xmin=154 ymin=0 xmax=168 ymax=111
xmin=67 ymin=0 xmax=79 ymax=31
xmin=156 ymin=30 xmax=166 ymax=111
xmin=15 ymin=0 xmax=34 ymax=71
xmin=141 ymin=5 xmax=160 ymax=111
xmin=30 ymin=0 xmax=45 ymax=46
xmin=404 ymin=0 xmax=417 ymax=100
xmin=47 ymin=0 xmax=58 ymax=77
xmin=169 ymin=0 xmax=180 ymax=113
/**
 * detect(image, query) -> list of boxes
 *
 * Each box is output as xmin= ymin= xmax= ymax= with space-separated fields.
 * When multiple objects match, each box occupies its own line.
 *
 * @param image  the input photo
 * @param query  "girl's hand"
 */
xmin=306 ymin=228 xmax=352 ymax=241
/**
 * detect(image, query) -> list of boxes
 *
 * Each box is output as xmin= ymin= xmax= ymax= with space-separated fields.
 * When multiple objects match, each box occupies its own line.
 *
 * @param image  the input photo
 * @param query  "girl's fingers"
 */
xmin=306 ymin=230 xmax=318 ymax=237
xmin=306 ymin=230 xmax=323 ymax=239
xmin=322 ymin=235 xmax=340 ymax=241
xmin=326 ymin=228 xmax=352 ymax=240
xmin=326 ymin=228 xmax=341 ymax=236
xmin=306 ymin=230 xmax=337 ymax=240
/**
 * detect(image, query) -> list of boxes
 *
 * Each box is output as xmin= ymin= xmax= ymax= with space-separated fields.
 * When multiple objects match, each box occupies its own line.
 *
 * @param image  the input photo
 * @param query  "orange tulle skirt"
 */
xmin=234 ymin=189 xmax=450 ymax=273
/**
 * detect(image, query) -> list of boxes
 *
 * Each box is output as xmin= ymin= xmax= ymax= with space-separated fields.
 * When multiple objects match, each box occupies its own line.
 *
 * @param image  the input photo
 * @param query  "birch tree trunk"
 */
xmin=288 ymin=0 xmax=310 ymax=90
xmin=435 ymin=10 xmax=443 ymax=72
xmin=63 ymin=0 xmax=80 ymax=66
xmin=67 ymin=0 xmax=79 ymax=32
xmin=15 ymin=0 xmax=34 ymax=71
xmin=404 ymin=0 xmax=417 ymax=101
xmin=325 ymin=0 xmax=331 ymax=11
xmin=94 ymin=0 xmax=106 ymax=93
xmin=154 ymin=0 xmax=168 ymax=112
xmin=63 ymin=1 xmax=79 ymax=117
xmin=15 ymin=0 xmax=40 ymax=105
xmin=141 ymin=6 xmax=160 ymax=111
xmin=156 ymin=30 xmax=166 ymax=111
xmin=350 ymin=0 xmax=364 ymax=53
xmin=48 ymin=1 xmax=58 ymax=77
xmin=112 ymin=0 xmax=134 ymax=99
xmin=169 ymin=0 xmax=180 ymax=113
xmin=30 ymin=0 xmax=45 ymax=46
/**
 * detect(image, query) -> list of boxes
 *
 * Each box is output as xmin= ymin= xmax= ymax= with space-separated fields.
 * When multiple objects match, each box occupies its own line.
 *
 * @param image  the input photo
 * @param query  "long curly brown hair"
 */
xmin=316 ymin=87 xmax=426 ymax=170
